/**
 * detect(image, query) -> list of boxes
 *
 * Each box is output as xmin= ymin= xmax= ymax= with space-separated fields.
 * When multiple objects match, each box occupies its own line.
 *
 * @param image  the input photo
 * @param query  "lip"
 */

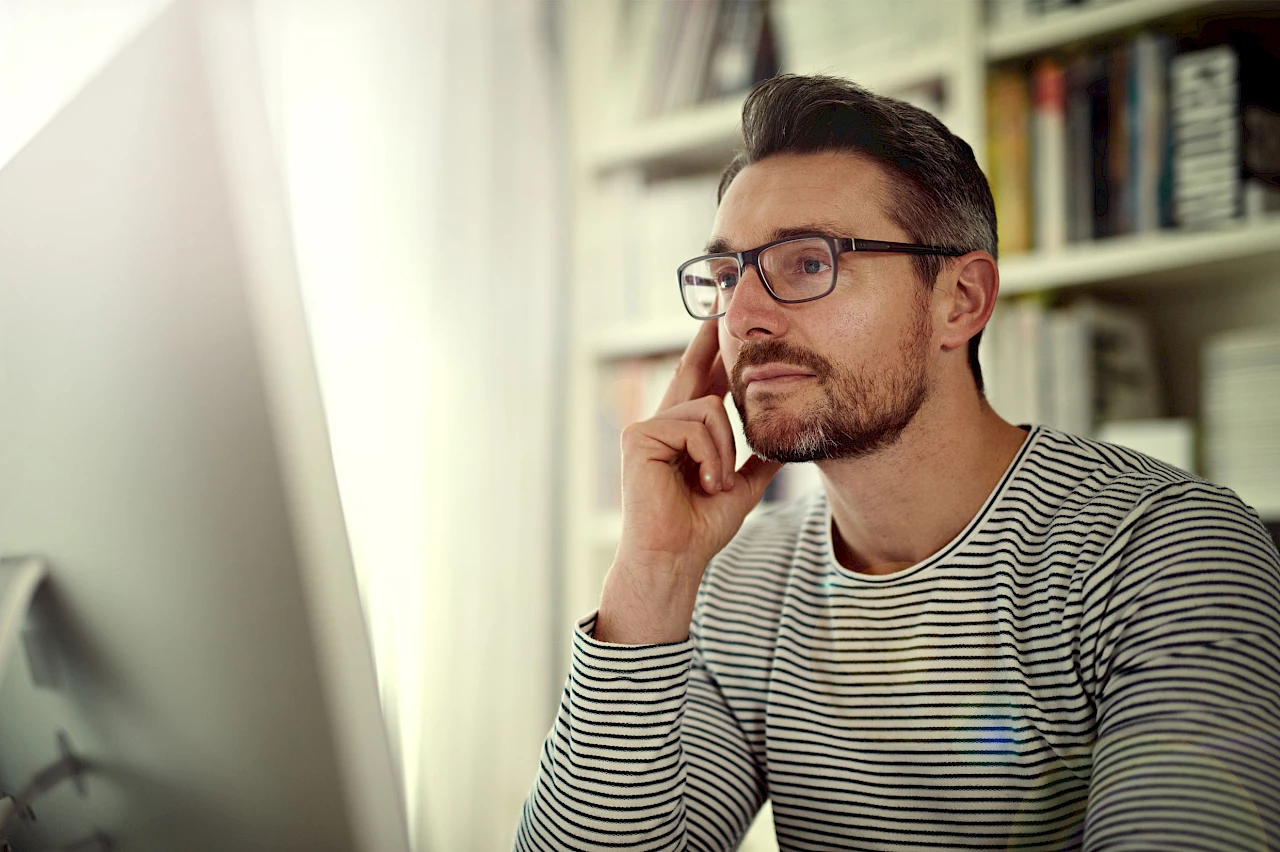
xmin=742 ymin=364 xmax=817 ymax=386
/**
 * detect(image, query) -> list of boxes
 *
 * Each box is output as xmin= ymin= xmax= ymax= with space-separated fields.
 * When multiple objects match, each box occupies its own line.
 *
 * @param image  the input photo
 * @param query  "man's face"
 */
xmin=713 ymin=151 xmax=936 ymax=463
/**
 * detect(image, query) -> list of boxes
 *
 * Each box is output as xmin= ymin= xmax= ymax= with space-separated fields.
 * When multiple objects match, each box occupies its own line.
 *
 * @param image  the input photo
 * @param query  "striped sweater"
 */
xmin=516 ymin=425 xmax=1280 ymax=851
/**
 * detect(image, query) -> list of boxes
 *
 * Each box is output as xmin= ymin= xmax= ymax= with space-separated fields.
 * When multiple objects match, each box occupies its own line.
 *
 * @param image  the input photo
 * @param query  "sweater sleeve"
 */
xmin=514 ymin=611 xmax=766 ymax=852
xmin=1082 ymin=483 xmax=1280 ymax=851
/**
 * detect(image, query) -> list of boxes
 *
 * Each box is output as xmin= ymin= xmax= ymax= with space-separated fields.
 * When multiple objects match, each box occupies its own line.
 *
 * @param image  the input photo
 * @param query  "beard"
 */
xmin=729 ymin=300 xmax=932 ymax=464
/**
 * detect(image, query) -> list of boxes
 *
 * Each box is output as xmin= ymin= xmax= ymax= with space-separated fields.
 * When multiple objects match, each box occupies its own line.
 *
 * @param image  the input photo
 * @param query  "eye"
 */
xmin=796 ymin=255 xmax=832 ymax=276
xmin=708 ymin=260 xmax=740 ymax=289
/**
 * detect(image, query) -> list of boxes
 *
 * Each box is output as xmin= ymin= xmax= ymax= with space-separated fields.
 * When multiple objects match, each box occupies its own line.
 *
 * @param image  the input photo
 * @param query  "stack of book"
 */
xmin=980 ymin=295 xmax=1161 ymax=436
xmin=1171 ymin=46 xmax=1240 ymax=227
xmin=986 ymin=25 xmax=1280 ymax=255
xmin=987 ymin=31 xmax=1177 ymax=255
xmin=609 ymin=0 xmax=778 ymax=123
xmin=1203 ymin=327 xmax=1280 ymax=519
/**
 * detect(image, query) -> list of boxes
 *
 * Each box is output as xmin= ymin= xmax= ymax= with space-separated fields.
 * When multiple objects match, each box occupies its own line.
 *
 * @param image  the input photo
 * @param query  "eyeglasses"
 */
xmin=677 ymin=234 xmax=967 ymax=320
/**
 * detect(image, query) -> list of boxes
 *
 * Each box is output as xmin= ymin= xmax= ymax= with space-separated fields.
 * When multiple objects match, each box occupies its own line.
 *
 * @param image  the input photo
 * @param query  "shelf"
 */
xmin=587 ymin=95 xmax=745 ymax=173
xmin=592 ymin=318 xmax=694 ymax=359
xmin=984 ymin=0 xmax=1216 ymax=60
xmin=998 ymin=215 xmax=1280 ymax=295
xmin=586 ymin=44 xmax=956 ymax=173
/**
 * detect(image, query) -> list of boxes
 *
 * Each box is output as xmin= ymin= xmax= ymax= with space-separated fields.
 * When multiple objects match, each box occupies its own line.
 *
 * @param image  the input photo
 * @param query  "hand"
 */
xmin=594 ymin=319 xmax=783 ymax=644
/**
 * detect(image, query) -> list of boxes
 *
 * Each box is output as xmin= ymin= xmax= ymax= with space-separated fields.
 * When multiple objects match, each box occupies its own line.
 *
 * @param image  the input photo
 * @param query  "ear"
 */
xmin=935 ymin=251 xmax=998 ymax=353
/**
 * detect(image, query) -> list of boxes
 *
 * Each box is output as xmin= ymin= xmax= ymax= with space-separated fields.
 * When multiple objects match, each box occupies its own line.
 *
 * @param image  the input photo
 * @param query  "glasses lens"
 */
xmin=680 ymin=257 xmax=738 ymax=318
xmin=760 ymin=238 xmax=836 ymax=302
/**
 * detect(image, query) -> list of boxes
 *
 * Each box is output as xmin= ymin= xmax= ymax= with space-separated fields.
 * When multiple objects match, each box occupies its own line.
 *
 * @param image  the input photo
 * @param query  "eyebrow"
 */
xmin=704 ymin=223 xmax=848 ymax=254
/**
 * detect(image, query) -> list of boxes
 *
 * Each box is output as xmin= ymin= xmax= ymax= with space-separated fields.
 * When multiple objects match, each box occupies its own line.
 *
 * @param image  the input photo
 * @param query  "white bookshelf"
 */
xmin=560 ymin=4 xmax=1280 ymax=843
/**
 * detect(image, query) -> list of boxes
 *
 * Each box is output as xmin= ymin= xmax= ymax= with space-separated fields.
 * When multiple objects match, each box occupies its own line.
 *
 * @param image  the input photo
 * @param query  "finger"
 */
xmin=711 ymin=454 xmax=783 ymax=520
xmin=651 ymin=396 xmax=737 ymax=490
xmin=626 ymin=419 xmax=724 ymax=495
xmin=706 ymin=351 xmax=730 ymax=400
xmin=733 ymin=454 xmax=784 ymax=503
xmin=659 ymin=318 xmax=721 ymax=412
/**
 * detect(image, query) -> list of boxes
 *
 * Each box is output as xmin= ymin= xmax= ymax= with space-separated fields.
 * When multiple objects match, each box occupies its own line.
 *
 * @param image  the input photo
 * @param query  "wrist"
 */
xmin=594 ymin=556 xmax=703 ymax=645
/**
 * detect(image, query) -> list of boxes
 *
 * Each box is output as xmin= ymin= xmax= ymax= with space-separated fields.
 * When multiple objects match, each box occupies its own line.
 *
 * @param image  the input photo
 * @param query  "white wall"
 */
xmin=0 ymin=0 xmax=175 ymax=169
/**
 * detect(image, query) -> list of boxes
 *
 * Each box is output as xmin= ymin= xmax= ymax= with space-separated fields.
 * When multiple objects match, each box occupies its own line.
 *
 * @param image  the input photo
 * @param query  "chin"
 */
xmin=743 ymin=409 xmax=838 ymax=464
xmin=742 ymin=395 xmax=921 ymax=464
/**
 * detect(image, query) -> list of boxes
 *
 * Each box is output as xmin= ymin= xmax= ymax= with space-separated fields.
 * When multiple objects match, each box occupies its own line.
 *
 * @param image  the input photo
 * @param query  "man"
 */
xmin=516 ymin=75 xmax=1280 ymax=851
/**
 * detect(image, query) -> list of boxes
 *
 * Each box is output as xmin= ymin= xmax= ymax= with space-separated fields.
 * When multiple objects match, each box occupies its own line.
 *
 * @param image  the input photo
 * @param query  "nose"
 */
xmin=722 ymin=263 xmax=787 ymax=342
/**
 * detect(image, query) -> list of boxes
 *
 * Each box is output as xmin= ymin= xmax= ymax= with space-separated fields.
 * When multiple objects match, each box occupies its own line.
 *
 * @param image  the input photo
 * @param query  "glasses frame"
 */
xmin=677 ymin=234 xmax=968 ymax=320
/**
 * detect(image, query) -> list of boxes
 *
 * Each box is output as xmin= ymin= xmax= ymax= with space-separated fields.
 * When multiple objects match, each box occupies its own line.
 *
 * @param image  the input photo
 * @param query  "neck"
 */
xmin=817 ymin=387 xmax=1029 ymax=576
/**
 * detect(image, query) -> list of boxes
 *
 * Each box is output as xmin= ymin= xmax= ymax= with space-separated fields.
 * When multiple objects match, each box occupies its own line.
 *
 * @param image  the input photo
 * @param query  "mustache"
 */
xmin=730 ymin=339 xmax=833 ymax=389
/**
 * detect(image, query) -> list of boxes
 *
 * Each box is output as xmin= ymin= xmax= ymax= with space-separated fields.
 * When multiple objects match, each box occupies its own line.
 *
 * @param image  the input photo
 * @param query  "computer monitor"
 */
xmin=0 ymin=2 xmax=410 ymax=849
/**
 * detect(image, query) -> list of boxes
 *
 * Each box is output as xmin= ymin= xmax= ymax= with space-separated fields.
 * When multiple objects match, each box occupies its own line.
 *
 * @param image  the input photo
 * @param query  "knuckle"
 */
xmin=619 ymin=421 xmax=647 ymax=448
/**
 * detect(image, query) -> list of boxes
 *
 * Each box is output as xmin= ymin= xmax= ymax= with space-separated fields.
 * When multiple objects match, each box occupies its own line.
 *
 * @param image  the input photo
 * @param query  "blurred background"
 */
xmin=2 ymin=0 xmax=1279 ymax=850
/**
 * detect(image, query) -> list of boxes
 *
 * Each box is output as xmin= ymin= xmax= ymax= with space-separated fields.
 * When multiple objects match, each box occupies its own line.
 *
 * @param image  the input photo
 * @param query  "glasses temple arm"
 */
xmin=851 ymin=239 xmax=966 ymax=256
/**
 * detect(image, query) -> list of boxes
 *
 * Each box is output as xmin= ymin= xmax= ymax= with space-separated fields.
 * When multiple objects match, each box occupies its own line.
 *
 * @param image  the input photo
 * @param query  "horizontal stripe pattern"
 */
xmin=516 ymin=426 xmax=1280 ymax=850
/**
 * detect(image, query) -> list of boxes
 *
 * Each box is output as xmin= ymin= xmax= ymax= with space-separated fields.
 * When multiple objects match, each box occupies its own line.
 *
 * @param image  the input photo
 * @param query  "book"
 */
xmin=1084 ymin=299 xmax=1162 ymax=423
xmin=1046 ymin=305 xmax=1092 ymax=436
xmin=704 ymin=0 xmax=768 ymax=100
xmin=1107 ymin=41 xmax=1131 ymax=236
xmin=987 ymin=67 xmax=1032 ymax=256
xmin=1032 ymin=58 xmax=1068 ymax=251
xmin=1064 ymin=53 xmax=1100 ymax=244
xmin=609 ymin=0 xmax=667 ymax=127
xmin=1171 ymin=45 xmax=1240 ymax=227
xmin=984 ymin=295 xmax=1046 ymax=427
xmin=1131 ymin=31 xmax=1173 ymax=233
xmin=983 ymin=296 xmax=1161 ymax=436
xmin=662 ymin=0 xmax=720 ymax=114
xmin=1087 ymin=53 xmax=1112 ymax=239
xmin=640 ymin=1 xmax=690 ymax=118
xmin=1203 ymin=326 xmax=1280 ymax=517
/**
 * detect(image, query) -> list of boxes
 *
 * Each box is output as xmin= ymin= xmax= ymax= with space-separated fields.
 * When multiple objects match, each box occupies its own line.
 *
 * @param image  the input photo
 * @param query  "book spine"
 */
xmin=988 ymin=68 xmax=1033 ymax=256
xmin=1064 ymin=54 xmax=1094 ymax=243
xmin=1108 ymin=42 xmax=1131 ymax=236
xmin=1171 ymin=45 xmax=1241 ymax=227
xmin=1087 ymin=54 xmax=1112 ymax=239
xmin=1132 ymin=32 xmax=1170 ymax=233
xmin=1033 ymin=58 xmax=1068 ymax=252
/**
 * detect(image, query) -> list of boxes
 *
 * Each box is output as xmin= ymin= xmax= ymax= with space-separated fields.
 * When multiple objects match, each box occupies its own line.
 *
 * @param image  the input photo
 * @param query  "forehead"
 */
xmin=710 ymin=151 xmax=897 ymax=251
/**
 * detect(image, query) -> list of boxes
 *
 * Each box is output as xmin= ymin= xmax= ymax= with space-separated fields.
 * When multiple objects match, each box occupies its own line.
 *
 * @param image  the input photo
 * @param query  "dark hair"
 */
xmin=718 ymin=74 xmax=997 ymax=394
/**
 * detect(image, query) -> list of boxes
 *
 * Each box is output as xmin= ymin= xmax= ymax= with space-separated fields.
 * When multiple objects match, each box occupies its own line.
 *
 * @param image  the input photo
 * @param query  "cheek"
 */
xmin=718 ymin=327 xmax=740 ymax=370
